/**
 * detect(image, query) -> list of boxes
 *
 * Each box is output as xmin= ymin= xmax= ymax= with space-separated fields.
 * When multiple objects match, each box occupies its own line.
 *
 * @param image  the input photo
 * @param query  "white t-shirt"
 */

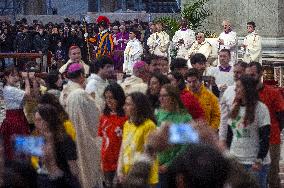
xmin=85 ymin=74 xmax=108 ymax=112
xmin=219 ymin=84 xmax=236 ymax=140
xmin=207 ymin=66 xmax=234 ymax=88
xmin=229 ymin=101 xmax=271 ymax=164
xmin=3 ymin=85 xmax=25 ymax=109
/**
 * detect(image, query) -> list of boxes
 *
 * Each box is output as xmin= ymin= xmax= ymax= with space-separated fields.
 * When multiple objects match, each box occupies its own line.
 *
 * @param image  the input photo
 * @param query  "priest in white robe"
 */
xmin=218 ymin=20 xmax=238 ymax=65
xmin=123 ymin=30 xmax=143 ymax=75
xmin=242 ymin=21 xmax=262 ymax=64
xmin=188 ymin=32 xmax=212 ymax=60
xmin=172 ymin=18 xmax=195 ymax=60
xmin=147 ymin=21 xmax=170 ymax=58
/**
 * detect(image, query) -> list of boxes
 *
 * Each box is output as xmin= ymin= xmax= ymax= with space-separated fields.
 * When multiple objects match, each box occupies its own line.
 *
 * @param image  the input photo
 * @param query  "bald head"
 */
xmin=222 ymin=20 xmax=232 ymax=33
xmin=196 ymin=33 xmax=205 ymax=44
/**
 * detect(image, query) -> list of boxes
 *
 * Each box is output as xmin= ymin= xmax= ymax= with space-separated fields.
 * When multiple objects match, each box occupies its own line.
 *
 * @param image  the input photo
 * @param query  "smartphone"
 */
xmin=169 ymin=123 xmax=199 ymax=144
xmin=14 ymin=136 xmax=45 ymax=157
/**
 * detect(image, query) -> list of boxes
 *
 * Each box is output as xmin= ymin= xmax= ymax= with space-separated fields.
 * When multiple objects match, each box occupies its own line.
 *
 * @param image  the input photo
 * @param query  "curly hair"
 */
xmin=128 ymin=92 xmax=156 ymax=126
xmin=103 ymin=82 xmax=126 ymax=117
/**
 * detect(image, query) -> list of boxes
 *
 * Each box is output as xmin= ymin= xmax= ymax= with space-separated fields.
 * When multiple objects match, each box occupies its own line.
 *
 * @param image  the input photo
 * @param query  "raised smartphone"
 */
xmin=14 ymin=136 xmax=45 ymax=157
xmin=169 ymin=123 xmax=199 ymax=144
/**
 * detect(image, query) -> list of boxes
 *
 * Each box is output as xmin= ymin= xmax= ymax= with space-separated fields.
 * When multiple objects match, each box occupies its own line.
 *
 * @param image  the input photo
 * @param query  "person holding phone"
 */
xmin=34 ymin=104 xmax=80 ymax=187
xmin=0 ymin=68 xmax=36 ymax=160
xmin=155 ymin=84 xmax=192 ymax=188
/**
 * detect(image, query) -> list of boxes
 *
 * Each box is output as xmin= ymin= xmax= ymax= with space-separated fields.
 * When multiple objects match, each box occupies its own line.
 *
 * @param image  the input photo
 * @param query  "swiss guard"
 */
xmin=91 ymin=16 xmax=114 ymax=59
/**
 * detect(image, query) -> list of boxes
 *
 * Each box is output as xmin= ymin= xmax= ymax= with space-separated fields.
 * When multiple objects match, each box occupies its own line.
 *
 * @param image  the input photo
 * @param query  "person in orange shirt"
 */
xmin=186 ymin=68 xmax=220 ymax=130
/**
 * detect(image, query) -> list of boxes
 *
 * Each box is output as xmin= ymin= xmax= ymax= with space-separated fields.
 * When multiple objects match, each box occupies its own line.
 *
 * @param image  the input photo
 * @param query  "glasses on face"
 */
xmin=159 ymin=93 xmax=169 ymax=98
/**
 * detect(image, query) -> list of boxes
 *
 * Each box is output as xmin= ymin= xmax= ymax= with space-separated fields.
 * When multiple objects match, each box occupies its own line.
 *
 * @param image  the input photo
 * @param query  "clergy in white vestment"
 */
xmin=147 ymin=21 xmax=170 ymax=58
xmin=242 ymin=21 xmax=262 ymax=64
xmin=172 ymin=18 xmax=195 ymax=60
xmin=63 ymin=63 xmax=103 ymax=188
xmin=207 ymin=49 xmax=234 ymax=98
xmin=120 ymin=61 xmax=148 ymax=95
xmin=188 ymin=32 xmax=212 ymax=60
xmin=123 ymin=30 xmax=143 ymax=75
xmin=59 ymin=46 xmax=90 ymax=75
xmin=218 ymin=20 xmax=238 ymax=65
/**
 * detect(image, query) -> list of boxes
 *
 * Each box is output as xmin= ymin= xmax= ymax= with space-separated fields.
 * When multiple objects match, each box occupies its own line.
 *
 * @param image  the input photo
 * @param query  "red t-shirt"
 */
xmin=98 ymin=114 xmax=128 ymax=172
xmin=180 ymin=88 xmax=205 ymax=120
xmin=259 ymin=85 xmax=284 ymax=144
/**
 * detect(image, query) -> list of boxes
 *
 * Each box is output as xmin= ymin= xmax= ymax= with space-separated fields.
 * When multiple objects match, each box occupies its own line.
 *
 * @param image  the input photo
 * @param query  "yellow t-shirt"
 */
xmin=121 ymin=119 xmax=158 ymax=184
xmin=63 ymin=120 xmax=76 ymax=141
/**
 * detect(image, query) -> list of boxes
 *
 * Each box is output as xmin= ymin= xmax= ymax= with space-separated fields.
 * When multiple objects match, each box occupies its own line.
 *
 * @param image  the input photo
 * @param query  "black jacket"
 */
xmin=0 ymin=32 xmax=14 ymax=52
xmin=13 ymin=31 xmax=34 ymax=52
xmin=33 ymin=32 xmax=50 ymax=54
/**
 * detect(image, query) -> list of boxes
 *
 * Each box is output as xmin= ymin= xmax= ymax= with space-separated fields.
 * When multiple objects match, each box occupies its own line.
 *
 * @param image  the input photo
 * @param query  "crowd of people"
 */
xmin=0 ymin=15 xmax=283 ymax=188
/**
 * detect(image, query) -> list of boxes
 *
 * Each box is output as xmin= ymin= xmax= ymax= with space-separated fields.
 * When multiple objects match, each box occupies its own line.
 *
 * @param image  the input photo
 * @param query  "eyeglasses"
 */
xmin=159 ymin=94 xmax=169 ymax=98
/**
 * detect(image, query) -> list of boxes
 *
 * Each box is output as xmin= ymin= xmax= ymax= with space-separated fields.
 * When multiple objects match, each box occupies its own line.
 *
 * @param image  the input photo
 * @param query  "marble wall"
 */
xmin=48 ymin=0 xmax=88 ymax=15
xmin=182 ymin=0 xmax=284 ymax=38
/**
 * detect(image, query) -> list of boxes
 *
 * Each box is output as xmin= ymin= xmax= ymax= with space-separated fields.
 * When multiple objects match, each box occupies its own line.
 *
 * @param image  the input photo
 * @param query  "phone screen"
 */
xmin=14 ymin=136 xmax=45 ymax=157
xmin=169 ymin=123 xmax=199 ymax=144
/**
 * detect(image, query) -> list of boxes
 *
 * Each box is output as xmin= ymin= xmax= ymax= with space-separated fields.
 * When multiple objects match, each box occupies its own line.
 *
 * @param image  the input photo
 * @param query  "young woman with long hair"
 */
xmin=0 ymin=68 xmax=38 ymax=160
xmin=117 ymin=92 xmax=158 ymax=187
xmin=34 ymin=104 xmax=80 ymax=187
xmin=155 ymin=84 xmax=192 ymax=188
xmin=226 ymin=75 xmax=270 ymax=188
xmin=146 ymin=72 xmax=170 ymax=110
xmin=98 ymin=82 xmax=127 ymax=188
xmin=39 ymin=93 xmax=76 ymax=141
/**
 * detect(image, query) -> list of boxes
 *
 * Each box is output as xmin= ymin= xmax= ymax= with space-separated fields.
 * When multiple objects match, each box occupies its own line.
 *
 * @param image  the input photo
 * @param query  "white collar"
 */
xmin=100 ymin=29 xmax=108 ymax=34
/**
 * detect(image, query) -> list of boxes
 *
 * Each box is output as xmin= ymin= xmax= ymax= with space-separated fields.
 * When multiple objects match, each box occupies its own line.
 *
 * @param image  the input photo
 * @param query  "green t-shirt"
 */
xmin=155 ymin=109 xmax=192 ymax=167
